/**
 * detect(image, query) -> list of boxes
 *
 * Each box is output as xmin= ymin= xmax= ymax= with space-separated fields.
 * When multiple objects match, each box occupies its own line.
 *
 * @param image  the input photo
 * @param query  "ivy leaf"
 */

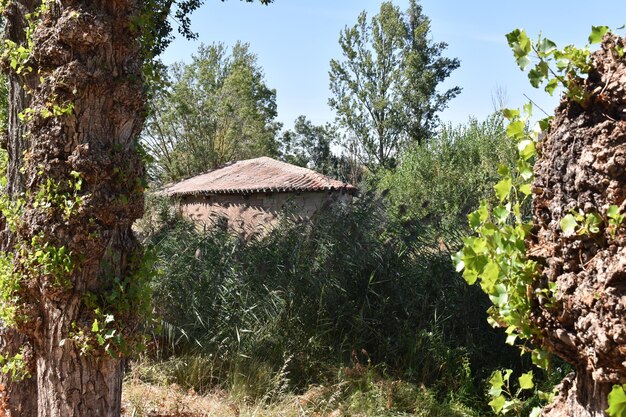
xmin=506 ymin=120 xmax=525 ymax=140
xmin=489 ymin=395 xmax=506 ymax=414
xmin=589 ymin=25 xmax=609 ymax=44
xmin=531 ymin=349 xmax=550 ymax=370
xmin=585 ymin=212 xmax=603 ymax=234
xmin=518 ymin=371 xmax=534 ymax=390
xmin=493 ymin=205 xmax=510 ymax=224
xmin=489 ymin=284 xmax=509 ymax=307
xmin=538 ymin=38 xmax=557 ymax=55
xmin=518 ymin=160 xmax=533 ymax=181
xmin=498 ymin=164 xmax=510 ymax=177
xmin=518 ymin=139 xmax=536 ymax=160
xmin=502 ymin=108 xmax=519 ymax=119
xmin=494 ymin=177 xmax=512 ymax=202
xmin=482 ymin=262 xmax=501 ymax=291
xmin=506 ymin=29 xmax=531 ymax=69
xmin=517 ymin=56 xmax=531 ymax=70
xmin=606 ymin=384 xmax=626 ymax=417
xmin=519 ymin=183 xmax=532 ymax=196
xmin=560 ymin=214 xmax=578 ymax=237
xmin=545 ymin=78 xmax=559 ymax=95
xmin=608 ymin=205 xmax=621 ymax=220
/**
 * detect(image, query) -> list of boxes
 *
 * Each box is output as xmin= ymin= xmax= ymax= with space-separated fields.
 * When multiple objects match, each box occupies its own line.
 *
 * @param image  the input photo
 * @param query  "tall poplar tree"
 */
xmin=329 ymin=0 xmax=460 ymax=171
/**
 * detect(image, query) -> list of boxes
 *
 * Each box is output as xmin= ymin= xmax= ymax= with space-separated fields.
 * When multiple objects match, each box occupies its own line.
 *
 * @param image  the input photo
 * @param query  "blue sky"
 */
xmin=161 ymin=1 xmax=626 ymax=130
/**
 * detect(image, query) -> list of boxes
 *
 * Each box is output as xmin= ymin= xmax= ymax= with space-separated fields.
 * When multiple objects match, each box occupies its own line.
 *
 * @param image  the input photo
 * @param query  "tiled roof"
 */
xmin=162 ymin=157 xmax=357 ymax=196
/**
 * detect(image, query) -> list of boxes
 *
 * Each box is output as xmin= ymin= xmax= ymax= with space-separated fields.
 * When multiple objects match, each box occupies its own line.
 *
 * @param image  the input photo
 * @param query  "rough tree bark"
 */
xmin=528 ymin=35 xmax=626 ymax=416
xmin=1 ymin=0 xmax=145 ymax=416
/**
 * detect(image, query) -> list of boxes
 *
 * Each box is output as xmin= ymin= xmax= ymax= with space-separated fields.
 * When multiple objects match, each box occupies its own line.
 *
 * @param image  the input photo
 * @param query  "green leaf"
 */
xmin=538 ymin=116 xmax=552 ymax=132
xmin=505 ymin=333 xmax=517 ymax=345
xmin=506 ymin=29 xmax=531 ymax=56
xmin=589 ymin=25 xmax=610 ymax=44
xmin=516 ymin=56 xmax=531 ymax=70
xmin=608 ymin=205 xmax=621 ymax=219
xmin=519 ymin=183 xmax=532 ymax=196
xmin=528 ymin=66 xmax=546 ymax=88
xmin=538 ymin=38 xmax=557 ymax=55
xmin=494 ymin=177 xmax=512 ymax=202
xmin=493 ymin=205 xmax=510 ymax=224
xmin=560 ymin=214 xmax=578 ymax=237
xmin=531 ymin=349 xmax=550 ymax=370
xmin=502 ymin=108 xmax=519 ymax=119
xmin=468 ymin=211 xmax=482 ymax=229
xmin=489 ymin=395 xmax=506 ymax=414
xmin=452 ymin=251 xmax=465 ymax=272
xmin=545 ymin=78 xmax=559 ymax=95
xmin=497 ymin=164 xmax=510 ymax=177
xmin=518 ymin=160 xmax=533 ymax=181
xmin=518 ymin=371 xmax=534 ymax=390
xmin=91 ymin=319 xmax=99 ymax=333
xmin=606 ymin=384 xmax=626 ymax=417
xmin=529 ymin=407 xmax=543 ymax=417
xmin=585 ymin=212 xmax=603 ymax=234
xmin=518 ymin=139 xmax=536 ymax=160
xmin=490 ymin=370 xmax=504 ymax=389
xmin=506 ymin=120 xmax=525 ymax=140
xmin=489 ymin=283 xmax=508 ymax=307
xmin=482 ymin=261 xmax=500 ymax=291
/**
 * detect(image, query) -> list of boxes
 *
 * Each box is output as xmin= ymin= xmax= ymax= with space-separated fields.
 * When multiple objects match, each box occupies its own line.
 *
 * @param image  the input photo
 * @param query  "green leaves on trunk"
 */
xmin=453 ymin=103 xmax=551 ymax=367
xmin=504 ymin=27 xmax=621 ymax=102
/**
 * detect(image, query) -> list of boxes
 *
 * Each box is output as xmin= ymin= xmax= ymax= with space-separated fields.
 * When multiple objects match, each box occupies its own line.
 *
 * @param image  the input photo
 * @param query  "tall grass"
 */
xmin=141 ymin=192 xmax=522 ymax=411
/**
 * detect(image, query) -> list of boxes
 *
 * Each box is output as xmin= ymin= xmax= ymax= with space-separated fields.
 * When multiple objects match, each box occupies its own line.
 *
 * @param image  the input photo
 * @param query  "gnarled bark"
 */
xmin=2 ymin=0 xmax=145 ymax=416
xmin=529 ymin=35 xmax=626 ymax=416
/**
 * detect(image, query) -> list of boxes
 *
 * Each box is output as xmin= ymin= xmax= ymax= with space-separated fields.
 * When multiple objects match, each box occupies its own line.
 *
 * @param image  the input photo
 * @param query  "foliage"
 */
xmin=279 ymin=116 xmax=338 ymax=175
xmin=278 ymin=116 xmax=358 ymax=182
xmin=378 ymin=114 xmax=517 ymax=233
xmin=137 ymin=0 xmax=274 ymax=58
xmin=143 ymin=42 xmax=280 ymax=183
xmin=486 ymin=369 xmax=557 ymax=417
xmin=141 ymin=192 xmax=524 ymax=408
xmin=506 ymin=26 xmax=617 ymax=102
xmin=607 ymin=384 xmax=626 ymax=417
xmin=453 ymin=102 xmax=549 ymax=367
xmin=329 ymin=0 xmax=460 ymax=170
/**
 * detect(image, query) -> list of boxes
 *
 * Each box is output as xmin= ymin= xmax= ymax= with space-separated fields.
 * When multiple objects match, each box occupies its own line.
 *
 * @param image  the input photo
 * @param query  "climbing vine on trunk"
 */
xmin=0 ymin=0 xmax=150 ymax=416
xmin=455 ymin=28 xmax=626 ymax=417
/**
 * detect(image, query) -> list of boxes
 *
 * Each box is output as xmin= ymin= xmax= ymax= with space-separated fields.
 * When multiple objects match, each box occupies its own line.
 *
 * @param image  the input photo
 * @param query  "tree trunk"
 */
xmin=528 ymin=35 xmax=626 ymax=416
xmin=542 ymin=371 xmax=612 ymax=417
xmin=2 ymin=0 xmax=145 ymax=416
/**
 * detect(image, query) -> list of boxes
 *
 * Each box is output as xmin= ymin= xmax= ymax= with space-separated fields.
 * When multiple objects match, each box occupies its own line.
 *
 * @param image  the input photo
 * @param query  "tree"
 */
xmin=279 ymin=116 xmax=337 ymax=175
xmin=328 ymin=0 xmax=460 ymax=171
xmin=144 ymin=42 xmax=280 ymax=183
xmin=0 ymin=1 xmax=271 ymax=416
xmin=455 ymin=30 xmax=626 ymax=417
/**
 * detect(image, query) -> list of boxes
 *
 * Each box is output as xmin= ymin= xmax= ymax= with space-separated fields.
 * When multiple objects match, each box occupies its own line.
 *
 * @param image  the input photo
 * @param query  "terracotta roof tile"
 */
xmin=162 ymin=157 xmax=357 ymax=196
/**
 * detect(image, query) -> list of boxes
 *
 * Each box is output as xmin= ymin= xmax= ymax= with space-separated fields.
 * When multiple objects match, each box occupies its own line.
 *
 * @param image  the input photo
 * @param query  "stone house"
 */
xmin=162 ymin=157 xmax=357 ymax=235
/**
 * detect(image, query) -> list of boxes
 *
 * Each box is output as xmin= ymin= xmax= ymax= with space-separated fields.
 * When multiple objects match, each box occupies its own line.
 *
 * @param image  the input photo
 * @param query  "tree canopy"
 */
xmin=329 ymin=0 xmax=460 ymax=171
xmin=144 ymin=42 xmax=280 ymax=183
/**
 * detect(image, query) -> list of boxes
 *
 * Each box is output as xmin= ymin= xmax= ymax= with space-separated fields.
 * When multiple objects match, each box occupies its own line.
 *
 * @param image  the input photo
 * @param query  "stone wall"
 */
xmin=178 ymin=191 xmax=352 ymax=235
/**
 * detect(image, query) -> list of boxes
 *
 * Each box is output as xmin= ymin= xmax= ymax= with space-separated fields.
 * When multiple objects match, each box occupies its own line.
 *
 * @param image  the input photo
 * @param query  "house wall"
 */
xmin=178 ymin=191 xmax=352 ymax=235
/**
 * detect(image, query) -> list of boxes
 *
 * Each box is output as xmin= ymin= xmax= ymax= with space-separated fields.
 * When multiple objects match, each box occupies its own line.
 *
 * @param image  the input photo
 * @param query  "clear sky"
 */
xmin=161 ymin=1 xmax=626 ymax=130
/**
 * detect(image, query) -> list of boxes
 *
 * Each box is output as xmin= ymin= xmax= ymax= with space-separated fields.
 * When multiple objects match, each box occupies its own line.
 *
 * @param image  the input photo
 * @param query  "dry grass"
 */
xmin=121 ymin=379 xmax=346 ymax=417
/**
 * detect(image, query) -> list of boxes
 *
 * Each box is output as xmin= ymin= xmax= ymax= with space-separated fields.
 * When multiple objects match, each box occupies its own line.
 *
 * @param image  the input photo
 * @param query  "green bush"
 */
xmin=377 ymin=114 xmax=517 ymax=233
